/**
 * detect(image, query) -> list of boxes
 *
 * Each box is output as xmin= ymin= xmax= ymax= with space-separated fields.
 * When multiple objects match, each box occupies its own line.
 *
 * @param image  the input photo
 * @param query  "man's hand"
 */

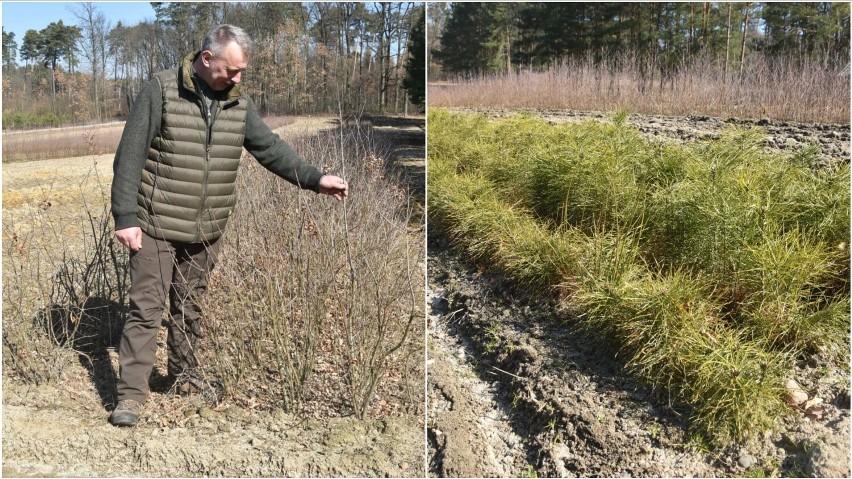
xmin=115 ymin=227 xmax=143 ymax=251
xmin=318 ymin=175 xmax=349 ymax=201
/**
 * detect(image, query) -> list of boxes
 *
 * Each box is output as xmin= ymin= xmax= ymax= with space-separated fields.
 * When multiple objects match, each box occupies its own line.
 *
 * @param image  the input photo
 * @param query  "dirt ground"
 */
xmin=426 ymin=108 xmax=850 ymax=478
xmin=2 ymin=114 xmax=426 ymax=478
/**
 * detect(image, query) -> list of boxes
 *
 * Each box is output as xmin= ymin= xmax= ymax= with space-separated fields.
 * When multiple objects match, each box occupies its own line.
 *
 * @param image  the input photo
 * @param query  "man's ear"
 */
xmin=201 ymin=50 xmax=214 ymax=66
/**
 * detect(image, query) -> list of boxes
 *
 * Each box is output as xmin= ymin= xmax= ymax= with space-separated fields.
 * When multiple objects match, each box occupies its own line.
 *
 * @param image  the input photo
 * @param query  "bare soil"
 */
xmin=427 ymin=108 xmax=850 ymax=478
xmin=2 ymin=114 xmax=426 ymax=478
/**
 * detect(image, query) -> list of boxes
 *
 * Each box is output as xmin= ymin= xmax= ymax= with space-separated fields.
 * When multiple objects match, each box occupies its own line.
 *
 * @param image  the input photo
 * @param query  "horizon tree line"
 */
xmin=2 ymin=1 xmax=425 ymax=128
xmin=430 ymin=2 xmax=850 ymax=80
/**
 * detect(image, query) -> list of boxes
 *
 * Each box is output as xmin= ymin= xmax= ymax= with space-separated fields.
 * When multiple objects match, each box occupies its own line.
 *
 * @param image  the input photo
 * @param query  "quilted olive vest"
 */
xmin=136 ymin=53 xmax=247 ymax=243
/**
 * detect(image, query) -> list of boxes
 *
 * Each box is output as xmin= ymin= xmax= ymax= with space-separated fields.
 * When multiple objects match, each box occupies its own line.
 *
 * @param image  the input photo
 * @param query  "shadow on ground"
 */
xmin=37 ymin=296 xmax=128 ymax=410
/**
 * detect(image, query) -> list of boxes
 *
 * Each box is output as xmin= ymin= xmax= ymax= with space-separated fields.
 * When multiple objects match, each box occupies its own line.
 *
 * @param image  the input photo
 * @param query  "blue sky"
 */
xmin=2 ymin=2 xmax=157 ymax=57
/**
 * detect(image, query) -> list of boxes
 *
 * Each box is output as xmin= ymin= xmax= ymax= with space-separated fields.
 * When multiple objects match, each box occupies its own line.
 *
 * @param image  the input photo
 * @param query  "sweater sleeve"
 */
xmin=111 ymin=79 xmax=163 ymax=231
xmin=242 ymin=97 xmax=324 ymax=192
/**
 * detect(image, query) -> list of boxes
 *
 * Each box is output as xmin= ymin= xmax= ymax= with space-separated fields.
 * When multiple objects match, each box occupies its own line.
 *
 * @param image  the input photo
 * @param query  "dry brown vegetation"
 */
xmin=2 ymin=123 xmax=125 ymax=163
xmin=429 ymin=55 xmax=850 ymax=124
xmin=2 ymin=120 xmax=423 ymax=420
xmin=201 ymin=123 xmax=424 ymax=418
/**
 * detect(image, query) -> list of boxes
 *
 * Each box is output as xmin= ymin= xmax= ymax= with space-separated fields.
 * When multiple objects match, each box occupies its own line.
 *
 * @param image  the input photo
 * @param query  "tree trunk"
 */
xmin=739 ymin=3 xmax=750 ymax=78
xmin=724 ymin=3 xmax=732 ymax=84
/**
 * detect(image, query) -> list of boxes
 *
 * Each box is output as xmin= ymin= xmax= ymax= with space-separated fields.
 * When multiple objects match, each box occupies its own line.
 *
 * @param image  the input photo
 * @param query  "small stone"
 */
xmin=454 ymin=349 xmax=465 ymax=360
xmin=250 ymin=437 xmax=262 ymax=447
xmin=784 ymin=379 xmax=809 ymax=406
xmin=738 ymin=452 xmax=756 ymax=469
xmin=198 ymin=407 xmax=216 ymax=419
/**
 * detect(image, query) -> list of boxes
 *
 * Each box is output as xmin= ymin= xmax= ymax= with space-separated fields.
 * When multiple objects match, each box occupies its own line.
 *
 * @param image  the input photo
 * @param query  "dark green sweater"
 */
xmin=111 ymin=68 xmax=324 ymax=232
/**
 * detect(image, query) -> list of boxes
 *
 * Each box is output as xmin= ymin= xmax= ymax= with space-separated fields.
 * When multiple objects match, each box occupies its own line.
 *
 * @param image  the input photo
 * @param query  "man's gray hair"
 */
xmin=202 ymin=24 xmax=253 ymax=58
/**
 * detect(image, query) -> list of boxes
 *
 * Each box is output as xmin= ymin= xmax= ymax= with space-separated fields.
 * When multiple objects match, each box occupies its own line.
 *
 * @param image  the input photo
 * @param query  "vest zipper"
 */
xmin=195 ymin=92 xmax=212 ymax=243
xmin=190 ymin=77 xmax=235 ymax=243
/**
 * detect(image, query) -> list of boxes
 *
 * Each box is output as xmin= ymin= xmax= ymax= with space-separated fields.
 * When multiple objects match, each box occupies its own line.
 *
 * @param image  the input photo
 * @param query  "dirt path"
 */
xmin=370 ymin=115 xmax=426 ymax=200
xmin=2 ymin=115 xmax=426 ymax=478
xmin=427 ymin=109 xmax=850 ymax=478
xmin=428 ymin=237 xmax=850 ymax=478
xmin=3 ymin=380 xmax=422 ymax=478
xmin=427 ymin=240 xmax=722 ymax=477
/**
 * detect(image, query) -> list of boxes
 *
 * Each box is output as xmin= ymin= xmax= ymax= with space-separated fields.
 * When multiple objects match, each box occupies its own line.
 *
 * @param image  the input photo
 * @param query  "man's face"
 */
xmin=200 ymin=42 xmax=248 ymax=91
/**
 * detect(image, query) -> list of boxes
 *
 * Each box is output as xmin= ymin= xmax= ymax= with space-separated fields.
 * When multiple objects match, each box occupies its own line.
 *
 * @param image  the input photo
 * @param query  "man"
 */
xmin=109 ymin=25 xmax=348 ymax=427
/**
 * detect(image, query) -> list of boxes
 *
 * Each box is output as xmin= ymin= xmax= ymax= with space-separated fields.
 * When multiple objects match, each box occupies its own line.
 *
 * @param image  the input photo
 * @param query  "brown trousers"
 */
xmin=117 ymin=231 xmax=221 ymax=403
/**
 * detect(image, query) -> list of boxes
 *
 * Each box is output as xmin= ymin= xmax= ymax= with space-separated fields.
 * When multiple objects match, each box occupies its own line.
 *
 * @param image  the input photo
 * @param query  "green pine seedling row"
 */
xmin=427 ymin=108 xmax=850 ymax=446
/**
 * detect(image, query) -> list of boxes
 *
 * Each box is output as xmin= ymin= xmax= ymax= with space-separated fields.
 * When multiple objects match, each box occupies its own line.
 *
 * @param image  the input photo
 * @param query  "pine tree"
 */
xmin=402 ymin=8 xmax=425 ymax=110
xmin=2 ymin=29 xmax=17 ymax=70
xmin=435 ymin=3 xmax=499 ymax=75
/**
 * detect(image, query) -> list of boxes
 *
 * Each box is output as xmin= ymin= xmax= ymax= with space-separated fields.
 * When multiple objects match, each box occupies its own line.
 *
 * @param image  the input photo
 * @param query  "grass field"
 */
xmin=427 ymin=108 xmax=850 ymax=445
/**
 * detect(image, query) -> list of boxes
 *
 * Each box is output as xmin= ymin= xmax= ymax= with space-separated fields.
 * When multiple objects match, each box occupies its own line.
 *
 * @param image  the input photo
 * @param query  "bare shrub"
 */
xmin=3 ymin=167 xmax=128 ymax=387
xmin=201 ymin=122 xmax=424 ymax=418
xmin=2 ymin=117 xmax=423 ymax=420
xmin=430 ymin=53 xmax=850 ymax=124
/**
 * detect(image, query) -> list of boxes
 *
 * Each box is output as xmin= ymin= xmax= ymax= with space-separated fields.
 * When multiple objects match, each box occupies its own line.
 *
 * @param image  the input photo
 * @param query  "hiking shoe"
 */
xmin=109 ymin=399 xmax=142 ymax=427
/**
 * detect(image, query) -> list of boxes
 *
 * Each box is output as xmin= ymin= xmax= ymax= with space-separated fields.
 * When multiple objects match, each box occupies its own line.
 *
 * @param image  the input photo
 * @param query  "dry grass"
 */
xmin=262 ymin=115 xmax=297 ymax=131
xmin=2 ymin=116 xmax=298 ymax=163
xmin=429 ymin=54 xmax=850 ymax=124
xmin=2 ymin=123 xmax=125 ymax=163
